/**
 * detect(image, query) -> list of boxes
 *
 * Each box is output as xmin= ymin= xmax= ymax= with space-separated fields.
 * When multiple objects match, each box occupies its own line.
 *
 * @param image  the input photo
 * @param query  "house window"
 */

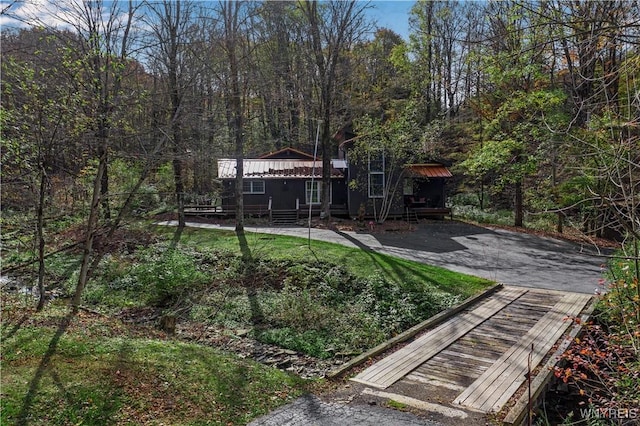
xmin=243 ymin=180 xmax=265 ymax=194
xmin=305 ymin=181 xmax=322 ymax=204
xmin=403 ymin=178 xmax=413 ymax=196
xmin=368 ymin=151 xmax=385 ymax=198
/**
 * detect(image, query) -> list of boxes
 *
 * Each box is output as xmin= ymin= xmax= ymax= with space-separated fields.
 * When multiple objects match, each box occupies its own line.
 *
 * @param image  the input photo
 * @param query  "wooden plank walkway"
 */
xmin=350 ymin=286 xmax=593 ymax=417
xmin=351 ymin=287 xmax=528 ymax=389
xmin=453 ymin=292 xmax=593 ymax=412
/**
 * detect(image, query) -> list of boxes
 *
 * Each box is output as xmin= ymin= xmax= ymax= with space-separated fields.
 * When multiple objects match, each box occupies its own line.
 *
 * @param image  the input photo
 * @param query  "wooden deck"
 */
xmin=351 ymin=286 xmax=593 ymax=417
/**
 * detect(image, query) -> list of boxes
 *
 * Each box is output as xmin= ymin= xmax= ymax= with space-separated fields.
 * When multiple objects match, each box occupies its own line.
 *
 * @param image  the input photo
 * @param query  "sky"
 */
xmin=0 ymin=0 xmax=417 ymax=40
xmin=367 ymin=1 xmax=416 ymax=40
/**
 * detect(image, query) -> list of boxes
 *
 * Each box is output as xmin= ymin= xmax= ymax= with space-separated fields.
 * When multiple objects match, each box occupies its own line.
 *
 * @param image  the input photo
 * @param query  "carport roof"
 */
xmin=406 ymin=164 xmax=452 ymax=178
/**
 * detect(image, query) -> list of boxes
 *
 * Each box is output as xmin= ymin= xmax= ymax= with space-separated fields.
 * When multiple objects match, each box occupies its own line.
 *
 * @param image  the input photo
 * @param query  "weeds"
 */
xmin=58 ymin=234 xmax=475 ymax=360
xmin=554 ymin=244 xmax=640 ymax=422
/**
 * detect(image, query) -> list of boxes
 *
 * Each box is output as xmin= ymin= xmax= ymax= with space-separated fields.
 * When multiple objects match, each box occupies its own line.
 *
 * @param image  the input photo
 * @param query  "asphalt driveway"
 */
xmin=164 ymin=220 xmax=609 ymax=294
xmin=371 ymin=222 xmax=609 ymax=294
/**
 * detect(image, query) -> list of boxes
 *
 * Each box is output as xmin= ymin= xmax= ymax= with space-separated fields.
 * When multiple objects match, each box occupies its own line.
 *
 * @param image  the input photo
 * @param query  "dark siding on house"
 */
xmin=346 ymin=162 xmax=406 ymax=218
xmin=221 ymin=177 xmax=348 ymax=212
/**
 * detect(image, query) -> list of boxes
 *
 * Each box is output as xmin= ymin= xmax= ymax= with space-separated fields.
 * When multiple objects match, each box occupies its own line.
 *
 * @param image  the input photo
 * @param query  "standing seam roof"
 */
xmin=217 ymin=159 xmax=344 ymax=179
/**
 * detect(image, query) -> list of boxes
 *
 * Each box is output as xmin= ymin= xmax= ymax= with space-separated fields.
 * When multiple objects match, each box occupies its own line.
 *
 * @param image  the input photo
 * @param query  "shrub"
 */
xmin=134 ymin=247 xmax=209 ymax=306
xmin=554 ymin=249 xmax=640 ymax=420
xmin=449 ymin=192 xmax=482 ymax=208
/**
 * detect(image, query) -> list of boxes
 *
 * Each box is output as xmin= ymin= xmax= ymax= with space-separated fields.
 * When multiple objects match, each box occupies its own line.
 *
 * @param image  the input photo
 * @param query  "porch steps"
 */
xmin=270 ymin=209 xmax=299 ymax=225
xmin=404 ymin=209 xmax=419 ymax=224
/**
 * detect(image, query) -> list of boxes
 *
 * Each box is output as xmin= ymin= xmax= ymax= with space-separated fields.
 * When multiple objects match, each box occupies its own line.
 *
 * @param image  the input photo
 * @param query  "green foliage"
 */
xmin=351 ymin=102 xmax=427 ymax=222
xmin=453 ymin=206 xmax=515 ymax=227
xmin=154 ymin=162 xmax=177 ymax=204
xmin=134 ymin=247 xmax=210 ymax=306
xmin=60 ymin=226 xmax=488 ymax=359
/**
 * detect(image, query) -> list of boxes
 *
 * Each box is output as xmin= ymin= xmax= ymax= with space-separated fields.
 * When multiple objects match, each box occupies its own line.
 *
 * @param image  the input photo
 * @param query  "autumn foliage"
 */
xmin=555 ymin=258 xmax=640 ymax=417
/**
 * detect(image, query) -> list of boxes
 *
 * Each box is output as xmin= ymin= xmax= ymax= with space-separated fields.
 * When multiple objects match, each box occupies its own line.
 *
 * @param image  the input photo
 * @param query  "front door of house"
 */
xmin=271 ymin=180 xmax=297 ymax=209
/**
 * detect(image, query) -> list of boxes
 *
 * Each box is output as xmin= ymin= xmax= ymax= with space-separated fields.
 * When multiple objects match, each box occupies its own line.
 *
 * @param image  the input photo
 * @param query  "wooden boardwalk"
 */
xmin=351 ymin=286 xmax=593 ymax=416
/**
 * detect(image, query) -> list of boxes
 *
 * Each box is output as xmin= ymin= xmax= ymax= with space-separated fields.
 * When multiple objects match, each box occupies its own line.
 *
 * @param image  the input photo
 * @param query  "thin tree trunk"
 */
xmin=36 ymin=166 xmax=47 ymax=311
xmin=514 ymin=179 xmax=524 ymax=227
xmin=223 ymin=0 xmax=245 ymax=232
xmin=321 ymin=117 xmax=331 ymax=219
xmin=97 ymin=133 xmax=111 ymax=222
xmin=173 ymin=155 xmax=185 ymax=228
xmin=71 ymin=148 xmax=106 ymax=312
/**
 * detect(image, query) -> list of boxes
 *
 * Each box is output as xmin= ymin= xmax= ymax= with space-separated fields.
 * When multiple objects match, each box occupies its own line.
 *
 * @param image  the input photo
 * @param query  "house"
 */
xmin=337 ymin=128 xmax=453 ymax=220
xmin=216 ymin=147 xmax=349 ymax=221
xmin=214 ymin=145 xmax=452 ymax=222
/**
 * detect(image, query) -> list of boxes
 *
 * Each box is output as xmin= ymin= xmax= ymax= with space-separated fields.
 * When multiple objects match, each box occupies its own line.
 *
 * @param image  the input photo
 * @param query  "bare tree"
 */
xmin=211 ymin=0 xmax=256 ymax=232
xmin=144 ymin=0 xmax=201 ymax=230
xmin=300 ymin=0 xmax=369 ymax=219
xmin=53 ymin=0 xmax=139 ymax=311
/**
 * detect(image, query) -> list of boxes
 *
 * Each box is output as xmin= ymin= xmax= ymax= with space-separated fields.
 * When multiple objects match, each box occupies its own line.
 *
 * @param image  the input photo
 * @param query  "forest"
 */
xmin=1 ymin=0 xmax=639 ymax=424
xmin=2 ymin=0 xmax=638 ymax=237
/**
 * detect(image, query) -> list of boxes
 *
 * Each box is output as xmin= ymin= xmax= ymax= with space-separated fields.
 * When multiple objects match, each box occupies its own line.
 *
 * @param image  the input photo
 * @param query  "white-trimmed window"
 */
xmin=305 ymin=181 xmax=322 ymax=204
xmin=242 ymin=180 xmax=265 ymax=194
xmin=368 ymin=151 xmax=385 ymax=198
xmin=403 ymin=178 xmax=414 ymax=195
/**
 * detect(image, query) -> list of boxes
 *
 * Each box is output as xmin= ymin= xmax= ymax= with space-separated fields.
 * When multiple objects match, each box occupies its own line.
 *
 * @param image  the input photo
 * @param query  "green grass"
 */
xmin=77 ymin=224 xmax=494 ymax=357
xmin=1 ymin=300 xmax=309 ymax=425
xmin=123 ymin=224 xmax=493 ymax=358
xmin=2 ymin=222 xmax=494 ymax=424
xmin=154 ymin=225 xmax=490 ymax=298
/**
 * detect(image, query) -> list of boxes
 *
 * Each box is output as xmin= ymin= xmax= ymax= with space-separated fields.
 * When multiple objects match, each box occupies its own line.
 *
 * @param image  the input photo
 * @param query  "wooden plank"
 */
xmin=459 ymin=332 xmax=519 ymax=348
xmin=412 ymin=365 xmax=483 ymax=386
xmin=503 ymin=299 xmax=595 ymax=425
xmin=351 ymin=287 xmax=527 ymax=389
xmin=454 ymin=293 xmax=592 ymax=412
xmin=327 ymin=284 xmax=504 ymax=379
xmin=454 ymin=293 xmax=588 ymax=411
xmin=354 ymin=287 xmax=526 ymax=387
xmin=421 ymin=358 xmax=489 ymax=376
xmin=406 ymin=372 xmax=467 ymax=392
xmin=455 ymin=294 xmax=584 ymax=411
xmin=440 ymin=349 xmax=497 ymax=365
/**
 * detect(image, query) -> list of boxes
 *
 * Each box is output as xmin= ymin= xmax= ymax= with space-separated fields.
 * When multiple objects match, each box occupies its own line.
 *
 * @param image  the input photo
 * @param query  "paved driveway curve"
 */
xmin=164 ymin=220 xmax=609 ymax=294
xmin=372 ymin=222 xmax=608 ymax=294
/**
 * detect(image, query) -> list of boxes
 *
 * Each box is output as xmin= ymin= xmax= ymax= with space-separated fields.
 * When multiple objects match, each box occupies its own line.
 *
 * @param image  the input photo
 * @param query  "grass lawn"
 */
xmin=157 ymin=225 xmax=490 ymax=298
xmin=2 ymin=222 xmax=494 ymax=424
xmin=1 ymin=299 xmax=310 ymax=426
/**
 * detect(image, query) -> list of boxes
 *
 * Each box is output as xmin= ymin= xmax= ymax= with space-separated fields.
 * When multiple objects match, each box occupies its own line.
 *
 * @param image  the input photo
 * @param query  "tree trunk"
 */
xmin=71 ymin=148 xmax=107 ymax=312
xmin=514 ymin=179 xmax=524 ymax=227
xmin=223 ymin=0 xmax=245 ymax=232
xmin=173 ymin=156 xmax=185 ymax=228
xmin=321 ymin=118 xmax=331 ymax=219
xmin=36 ymin=166 xmax=47 ymax=311
xmin=97 ymin=129 xmax=111 ymax=222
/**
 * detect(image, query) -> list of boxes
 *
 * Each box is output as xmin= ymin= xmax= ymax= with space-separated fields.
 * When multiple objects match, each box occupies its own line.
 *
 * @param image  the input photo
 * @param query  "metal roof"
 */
xmin=406 ymin=164 xmax=453 ymax=178
xmin=217 ymin=159 xmax=345 ymax=179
